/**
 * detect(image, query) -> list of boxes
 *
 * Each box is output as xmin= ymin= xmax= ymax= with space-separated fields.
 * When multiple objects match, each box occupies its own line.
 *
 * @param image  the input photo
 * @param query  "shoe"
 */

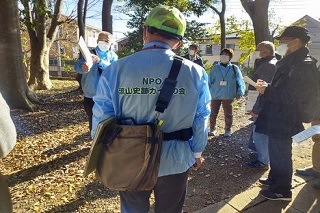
xmin=260 ymin=189 xmax=292 ymax=201
xmin=313 ymin=179 xmax=320 ymax=190
xmin=224 ymin=130 xmax=231 ymax=137
xmin=249 ymin=152 xmax=258 ymax=160
xmin=244 ymin=160 xmax=269 ymax=170
xmin=259 ymin=178 xmax=272 ymax=186
xmin=296 ymin=166 xmax=320 ymax=178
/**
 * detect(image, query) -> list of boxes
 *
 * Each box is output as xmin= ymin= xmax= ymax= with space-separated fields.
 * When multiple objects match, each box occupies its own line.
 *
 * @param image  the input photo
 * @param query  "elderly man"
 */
xmin=244 ymin=41 xmax=277 ymax=169
xmin=91 ymin=5 xmax=211 ymax=213
xmin=74 ymin=31 xmax=118 ymax=131
xmin=255 ymin=26 xmax=319 ymax=201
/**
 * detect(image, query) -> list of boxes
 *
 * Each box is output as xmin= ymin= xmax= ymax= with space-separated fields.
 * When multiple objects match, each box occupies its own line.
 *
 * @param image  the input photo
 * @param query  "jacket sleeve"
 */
xmin=74 ymin=57 xmax=88 ymax=74
xmin=91 ymin=70 xmax=115 ymax=138
xmin=190 ymin=70 xmax=211 ymax=156
xmin=235 ymin=66 xmax=246 ymax=96
xmin=0 ymin=94 xmax=16 ymax=158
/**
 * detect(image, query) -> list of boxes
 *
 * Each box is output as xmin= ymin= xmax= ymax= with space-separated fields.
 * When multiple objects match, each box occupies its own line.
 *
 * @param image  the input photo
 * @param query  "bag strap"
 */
xmin=155 ymin=55 xmax=183 ymax=113
xmin=231 ymin=64 xmax=239 ymax=95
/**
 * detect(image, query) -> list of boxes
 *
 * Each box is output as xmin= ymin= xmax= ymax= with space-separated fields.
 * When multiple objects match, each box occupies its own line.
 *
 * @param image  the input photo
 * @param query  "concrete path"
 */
xmin=195 ymin=174 xmax=320 ymax=213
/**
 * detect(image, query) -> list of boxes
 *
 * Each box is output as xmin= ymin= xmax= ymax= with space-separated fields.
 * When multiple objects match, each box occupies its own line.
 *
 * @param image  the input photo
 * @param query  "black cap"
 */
xmin=274 ymin=26 xmax=310 ymax=42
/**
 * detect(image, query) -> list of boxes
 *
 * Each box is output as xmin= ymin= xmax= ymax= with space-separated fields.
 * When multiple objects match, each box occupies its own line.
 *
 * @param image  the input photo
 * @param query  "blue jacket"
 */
xmin=208 ymin=62 xmax=245 ymax=100
xmin=74 ymin=47 xmax=118 ymax=98
xmin=91 ymin=41 xmax=211 ymax=177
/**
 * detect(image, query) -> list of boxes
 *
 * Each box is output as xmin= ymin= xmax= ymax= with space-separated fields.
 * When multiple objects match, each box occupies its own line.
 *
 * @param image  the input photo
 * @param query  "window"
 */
xmin=72 ymin=46 xmax=78 ymax=59
xmin=226 ymin=43 xmax=235 ymax=50
xmin=60 ymin=46 xmax=65 ymax=54
xmin=199 ymin=44 xmax=213 ymax=55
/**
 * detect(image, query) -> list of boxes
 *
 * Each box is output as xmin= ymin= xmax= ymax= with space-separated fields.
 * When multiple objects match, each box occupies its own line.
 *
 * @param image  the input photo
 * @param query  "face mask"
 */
xmin=188 ymin=50 xmax=195 ymax=56
xmin=276 ymin=44 xmax=288 ymax=56
xmin=220 ymin=55 xmax=230 ymax=63
xmin=97 ymin=41 xmax=110 ymax=51
xmin=252 ymin=51 xmax=261 ymax=59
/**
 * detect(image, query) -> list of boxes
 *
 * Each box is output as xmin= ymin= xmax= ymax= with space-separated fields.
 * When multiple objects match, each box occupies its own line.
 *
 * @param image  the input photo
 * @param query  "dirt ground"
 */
xmin=0 ymin=79 xmax=313 ymax=212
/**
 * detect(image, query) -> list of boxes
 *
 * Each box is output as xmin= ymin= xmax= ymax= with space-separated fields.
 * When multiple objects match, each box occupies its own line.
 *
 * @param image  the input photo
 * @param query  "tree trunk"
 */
xmin=28 ymin=41 xmax=53 ymax=90
xmin=241 ymin=0 xmax=272 ymax=44
xmin=102 ymin=0 xmax=113 ymax=32
xmin=78 ymin=0 xmax=86 ymax=38
xmin=0 ymin=0 xmax=36 ymax=110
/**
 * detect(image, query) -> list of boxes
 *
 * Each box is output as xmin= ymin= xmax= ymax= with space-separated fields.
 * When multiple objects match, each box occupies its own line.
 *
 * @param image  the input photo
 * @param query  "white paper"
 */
xmin=292 ymin=125 xmax=320 ymax=143
xmin=245 ymin=90 xmax=259 ymax=112
xmin=78 ymin=36 xmax=93 ymax=69
xmin=243 ymin=76 xmax=257 ymax=87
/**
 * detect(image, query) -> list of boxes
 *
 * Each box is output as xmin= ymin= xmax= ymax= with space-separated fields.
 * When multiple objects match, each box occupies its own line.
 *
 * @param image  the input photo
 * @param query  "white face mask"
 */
xmin=188 ymin=50 xmax=195 ymax=56
xmin=97 ymin=41 xmax=110 ymax=51
xmin=252 ymin=51 xmax=261 ymax=59
xmin=220 ymin=55 xmax=230 ymax=63
xmin=276 ymin=44 xmax=288 ymax=56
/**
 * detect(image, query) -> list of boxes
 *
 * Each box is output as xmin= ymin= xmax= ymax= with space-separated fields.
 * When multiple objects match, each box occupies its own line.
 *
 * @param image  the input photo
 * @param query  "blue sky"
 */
xmin=82 ymin=0 xmax=320 ymax=41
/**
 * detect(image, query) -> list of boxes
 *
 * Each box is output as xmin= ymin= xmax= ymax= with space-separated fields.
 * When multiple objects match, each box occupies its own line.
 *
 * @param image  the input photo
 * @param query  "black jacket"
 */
xmin=256 ymin=47 xmax=317 ymax=139
xmin=182 ymin=54 xmax=204 ymax=67
xmin=250 ymin=56 xmax=277 ymax=114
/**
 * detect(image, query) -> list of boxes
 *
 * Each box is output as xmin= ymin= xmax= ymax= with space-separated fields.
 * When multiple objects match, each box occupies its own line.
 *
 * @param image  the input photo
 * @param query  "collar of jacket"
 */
xmin=276 ymin=47 xmax=309 ymax=68
xmin=142 ymin=41 xmax=171 ymax=51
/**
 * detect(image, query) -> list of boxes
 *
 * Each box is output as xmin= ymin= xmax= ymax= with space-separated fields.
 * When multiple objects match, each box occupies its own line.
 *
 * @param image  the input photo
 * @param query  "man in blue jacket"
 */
xmin=91 ymin=5 xmax=211 ymax=213
xmin=74 ymin=31 xmax=118 ymax=131
xmin=208 ymin=48 xmax=245 ymax=137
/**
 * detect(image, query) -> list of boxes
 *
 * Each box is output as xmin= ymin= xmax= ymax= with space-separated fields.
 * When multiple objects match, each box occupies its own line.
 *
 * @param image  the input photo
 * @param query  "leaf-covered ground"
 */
xmin=1 ymin=79 xmax=313 ymax=212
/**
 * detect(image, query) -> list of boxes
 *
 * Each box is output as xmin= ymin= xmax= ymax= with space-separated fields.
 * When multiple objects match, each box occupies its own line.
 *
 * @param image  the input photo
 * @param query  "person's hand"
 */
xmin=235 ymin=95 xmax=241 ymax=100
xmin=255 ymin=79 xmax=267 ymax=94
xmin=250 ymin=111 xmax=258 ymax=118
xmin=190 ymin=157 xmax=202 ymax=171
xmin=91 ymin=54 xmax=100 ymax=63
xmin=81 ymin=63 xmax=90 ymax=72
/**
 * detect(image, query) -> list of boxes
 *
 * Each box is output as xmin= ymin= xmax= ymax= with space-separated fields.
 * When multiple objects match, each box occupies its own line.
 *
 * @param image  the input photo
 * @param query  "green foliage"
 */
xmin=117 ymin=0 xmax=209 ymax=57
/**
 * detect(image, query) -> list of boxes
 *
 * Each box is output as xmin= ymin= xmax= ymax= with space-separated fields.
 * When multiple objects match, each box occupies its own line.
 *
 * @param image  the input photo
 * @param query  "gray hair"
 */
xmin=257 ymin=41 xmax=275 ymax=55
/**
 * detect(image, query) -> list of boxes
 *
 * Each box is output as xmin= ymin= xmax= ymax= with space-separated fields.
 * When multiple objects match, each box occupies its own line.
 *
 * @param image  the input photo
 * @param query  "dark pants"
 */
xmin=119 ymin=171 xmax=189 ymax=213
xmin=83 ymin=97 xmax=94 ymax=131
xmin=210 ymin=100 xmax=233 ymax=131
xmin=267 ymin=137 xmax=293 ymax=195
xmin=0 ymin=172 xmax=12 ymax=213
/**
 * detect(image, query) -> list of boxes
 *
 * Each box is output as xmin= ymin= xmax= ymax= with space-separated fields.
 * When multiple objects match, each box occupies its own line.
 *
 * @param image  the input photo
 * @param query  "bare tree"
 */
xmin=102 ymin=0 xmax=113 ymax=32
xmin=0 ymin=0 xmax=37 ymax=110
xmin=20 ymin=0 xmax=64 ymax=90
xmin=240 ymin=0 xmax=272 ymax=44
xmin=200 ymin=0 xmax=227 ymax=50
xmin=77 ymin=0 xmax=89 ymax=38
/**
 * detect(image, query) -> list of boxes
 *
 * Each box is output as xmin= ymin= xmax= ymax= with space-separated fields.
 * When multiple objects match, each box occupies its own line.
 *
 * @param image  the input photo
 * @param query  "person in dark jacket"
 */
xmin=182 ymin=44 xmax=204 ymax=67
xmin=245 ymin=41 xmax=277 ymax=169
xmin=255 ymin=26 xmax=317 ymax=201
xmin=0 ymin=93 xmax=17 ymax=213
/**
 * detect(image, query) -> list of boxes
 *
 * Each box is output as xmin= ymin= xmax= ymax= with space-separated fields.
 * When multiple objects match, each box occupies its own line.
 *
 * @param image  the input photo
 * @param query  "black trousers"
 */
xmin=119 ymin=170 xmax=189 ymax=213
xmin=267 ymin=137 xmax=293 ymax=195
xmin=83 ymin=97 xmax=94 ymax=131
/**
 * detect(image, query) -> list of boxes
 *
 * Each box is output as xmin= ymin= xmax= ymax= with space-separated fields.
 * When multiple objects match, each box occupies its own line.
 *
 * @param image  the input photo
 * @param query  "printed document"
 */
xmin=292 ymin=125 xmax=320 ymax=143
xmin=78 ymin=36 xmax=93 ymax=69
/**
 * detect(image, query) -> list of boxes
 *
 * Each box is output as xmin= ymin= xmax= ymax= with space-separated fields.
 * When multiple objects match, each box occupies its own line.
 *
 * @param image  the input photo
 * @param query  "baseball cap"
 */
xmin=145 ymin=5 xmax=186 ymax=40
xmin=274 ymin=26 xmax=310 ymax=42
